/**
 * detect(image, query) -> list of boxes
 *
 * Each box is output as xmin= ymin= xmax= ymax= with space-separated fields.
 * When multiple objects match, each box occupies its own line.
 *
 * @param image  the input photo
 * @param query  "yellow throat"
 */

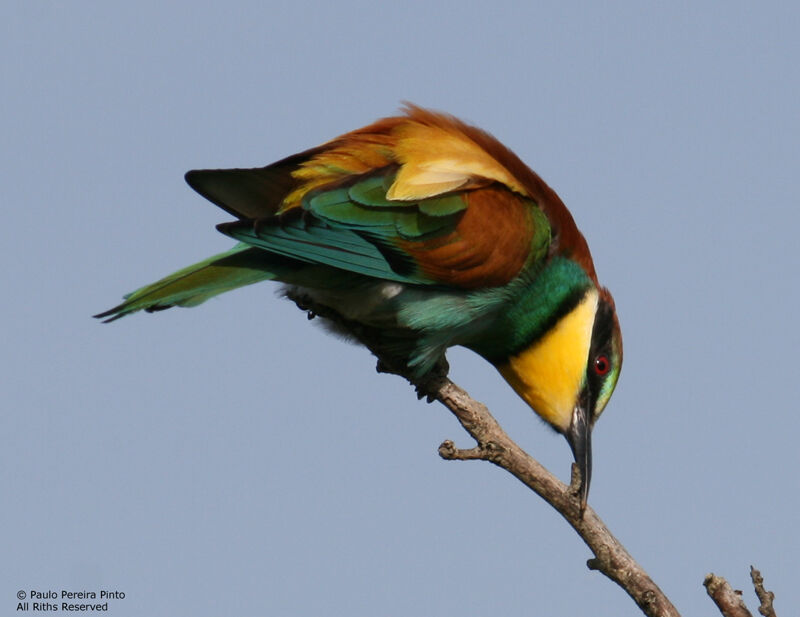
xmin=497 ymin=288 xmax=599 ymax=431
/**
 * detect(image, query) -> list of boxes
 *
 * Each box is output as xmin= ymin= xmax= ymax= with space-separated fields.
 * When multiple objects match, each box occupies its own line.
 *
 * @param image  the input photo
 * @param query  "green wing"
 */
xmin=212 ymin=170 xmax=548 ymax=289
xmin=216 ymin=174 xmax=470 ymax=286
xmin=97 ymin=167 xmax=550 ymax=321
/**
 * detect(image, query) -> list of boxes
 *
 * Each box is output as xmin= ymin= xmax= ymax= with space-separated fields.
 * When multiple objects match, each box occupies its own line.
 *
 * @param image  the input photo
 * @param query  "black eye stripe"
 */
xmin=587 ymin=299 xmax=614 ymax=395
xmin=591 ymin=298 xmax=615 ymax=349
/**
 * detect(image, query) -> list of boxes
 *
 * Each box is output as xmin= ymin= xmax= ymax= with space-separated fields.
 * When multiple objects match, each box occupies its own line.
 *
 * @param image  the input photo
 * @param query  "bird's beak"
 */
xmin=565 ymin=399 xmax=592 ymax=511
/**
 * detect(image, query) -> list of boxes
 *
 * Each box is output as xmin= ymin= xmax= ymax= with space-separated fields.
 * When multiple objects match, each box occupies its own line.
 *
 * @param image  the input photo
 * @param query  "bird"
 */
xmin=96 ymin=104 xmax=622 ymax=508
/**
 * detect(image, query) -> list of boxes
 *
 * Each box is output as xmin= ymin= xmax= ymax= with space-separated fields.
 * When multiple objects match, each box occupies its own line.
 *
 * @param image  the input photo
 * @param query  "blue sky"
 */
xmin=2 ymin=2 xmax=798 ymax=615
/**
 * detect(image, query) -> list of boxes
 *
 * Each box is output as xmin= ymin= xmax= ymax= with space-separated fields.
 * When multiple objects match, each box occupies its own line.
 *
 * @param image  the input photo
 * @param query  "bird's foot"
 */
xmin=413 ymin=356 xmax=450 ymax=402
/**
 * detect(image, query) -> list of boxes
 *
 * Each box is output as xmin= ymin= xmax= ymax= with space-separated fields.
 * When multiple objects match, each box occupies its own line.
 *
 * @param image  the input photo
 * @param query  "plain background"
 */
xmin=2 ymin=2 xmax=798 ymax=615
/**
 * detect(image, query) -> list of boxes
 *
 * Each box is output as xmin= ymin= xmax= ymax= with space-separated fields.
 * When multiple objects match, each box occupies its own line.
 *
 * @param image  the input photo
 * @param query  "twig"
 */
xmin=750 ymin=567 xmax=777 ymax=617
xmin=704 ymin=574 xmax=753 ymax=617
xmin=703 ymin=568 xmax=779 ymax=617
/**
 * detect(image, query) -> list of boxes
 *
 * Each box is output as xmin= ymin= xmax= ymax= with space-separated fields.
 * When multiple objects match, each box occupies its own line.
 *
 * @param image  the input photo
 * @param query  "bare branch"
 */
xmin=750 ymin=567 xmax=777 ymax=617
xmin=423 ymin=375 xmax=680 ymax=617
xmin=704 ymin=574 xmax=753 ymax=617
xmin=290 ymin=294 xmax=779 ymax=617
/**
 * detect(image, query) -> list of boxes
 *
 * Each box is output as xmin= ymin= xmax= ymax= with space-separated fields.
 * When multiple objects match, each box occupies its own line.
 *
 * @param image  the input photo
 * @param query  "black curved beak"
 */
xmin=565 ymin=401 xmax=592 ymax=512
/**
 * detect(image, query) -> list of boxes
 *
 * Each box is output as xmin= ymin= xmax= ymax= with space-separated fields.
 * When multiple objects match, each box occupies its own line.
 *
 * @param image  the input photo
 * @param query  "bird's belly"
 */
xmin=285 ymin=281 xmax=405 ymax=324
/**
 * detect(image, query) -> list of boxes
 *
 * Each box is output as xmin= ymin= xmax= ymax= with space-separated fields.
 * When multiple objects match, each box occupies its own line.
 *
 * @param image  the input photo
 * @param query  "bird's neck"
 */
xmin=467 ymin=257 xmax=594 ymax=363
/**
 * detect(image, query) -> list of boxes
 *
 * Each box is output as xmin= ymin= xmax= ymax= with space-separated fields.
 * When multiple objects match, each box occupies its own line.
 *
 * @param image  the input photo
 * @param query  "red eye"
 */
xmin=594 ymin=355 xmax=610 ymax=376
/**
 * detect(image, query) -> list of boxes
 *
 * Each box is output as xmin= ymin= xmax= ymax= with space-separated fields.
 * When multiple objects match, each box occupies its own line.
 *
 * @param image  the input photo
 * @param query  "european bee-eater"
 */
xmin=96 ymin=105 xmax=622 ymax=507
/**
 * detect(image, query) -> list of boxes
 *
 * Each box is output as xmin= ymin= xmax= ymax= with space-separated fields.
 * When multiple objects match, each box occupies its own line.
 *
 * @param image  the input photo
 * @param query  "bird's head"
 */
xmin=496 ymin=286 xmax=622 ymax=509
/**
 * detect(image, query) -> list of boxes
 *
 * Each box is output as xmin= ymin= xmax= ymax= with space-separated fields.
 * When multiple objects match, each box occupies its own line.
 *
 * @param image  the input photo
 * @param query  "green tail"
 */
xmin=95 ymin=243 xmax=292 ymax=322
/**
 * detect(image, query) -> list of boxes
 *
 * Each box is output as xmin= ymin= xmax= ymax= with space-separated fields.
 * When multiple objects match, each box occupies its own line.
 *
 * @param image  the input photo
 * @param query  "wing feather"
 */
xmin=187 ymin=105 xmax=586 ymax=289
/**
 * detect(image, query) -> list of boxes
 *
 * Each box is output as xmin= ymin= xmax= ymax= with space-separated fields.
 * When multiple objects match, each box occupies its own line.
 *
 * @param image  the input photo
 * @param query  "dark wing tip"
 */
xmin=184 ymin=167 xmax=294 ymax=220
xmin=216 ymin=220 xmax=249 ymax=237
xmin=184 ymin=168 xmax=228 ymax=199
xmin=183 ymin=152 xmax=319 ymax=221
xmin=184 ymin=169 xmax=203 ymax=192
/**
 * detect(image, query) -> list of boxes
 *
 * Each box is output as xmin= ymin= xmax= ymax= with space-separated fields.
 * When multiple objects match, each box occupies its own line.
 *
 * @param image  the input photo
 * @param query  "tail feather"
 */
xmin=94 ymin=243 xmax=292 ymax=322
